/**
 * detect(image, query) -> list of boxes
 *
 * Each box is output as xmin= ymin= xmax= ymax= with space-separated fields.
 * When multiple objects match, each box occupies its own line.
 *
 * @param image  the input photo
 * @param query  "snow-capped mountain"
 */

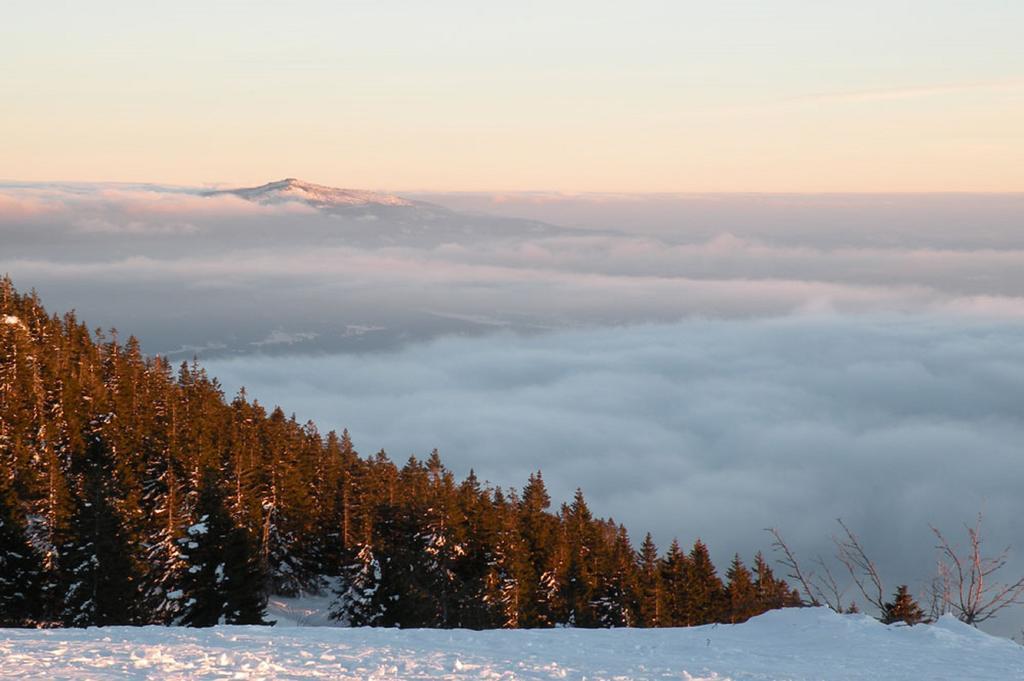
xmin=205 ymin=178 xmax=417 ymax=209
xmin=197 ymin=177 xmax=586 ymax=254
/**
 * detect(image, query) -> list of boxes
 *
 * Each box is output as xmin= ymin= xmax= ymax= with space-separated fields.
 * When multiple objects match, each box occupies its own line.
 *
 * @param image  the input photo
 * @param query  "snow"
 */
xmin=187 ymin=520 xmax=208 ymax=535
xmin=2 ymin=315 xmax=26 ymax=330
xmin=267 ymin=583 xmax=340 ymax=627
xmin=1 ymin=607 xmax=1022 ymax=679
xmin=209 ymin=178 xmax=414 ymax=209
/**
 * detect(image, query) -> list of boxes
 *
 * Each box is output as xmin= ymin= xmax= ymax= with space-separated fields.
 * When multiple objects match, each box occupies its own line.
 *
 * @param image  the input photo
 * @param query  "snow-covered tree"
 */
xmin=177 ymin=470 xmax=267 ymax=627
xmin=329 ymin=543 xmax=384 ymax=626
xmin=0 ymin=485 xmax=41 ymax=626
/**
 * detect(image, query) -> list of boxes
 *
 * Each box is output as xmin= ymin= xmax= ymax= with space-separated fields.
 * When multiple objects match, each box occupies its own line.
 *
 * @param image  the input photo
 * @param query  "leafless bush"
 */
xmin=930 ymin=515 xmax=1024 ymax=626
xmin=771 ymin=515 xmax=1024 ymax=627
xmin=833 ymin=518 xmax=886 ymax=614
xmin=767 ymin=527 xmax=846 ymax=611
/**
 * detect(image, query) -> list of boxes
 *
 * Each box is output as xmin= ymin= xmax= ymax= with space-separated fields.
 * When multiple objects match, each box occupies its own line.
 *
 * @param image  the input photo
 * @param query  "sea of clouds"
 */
xmin=3 ymin=183 xmax=1024 ymax=631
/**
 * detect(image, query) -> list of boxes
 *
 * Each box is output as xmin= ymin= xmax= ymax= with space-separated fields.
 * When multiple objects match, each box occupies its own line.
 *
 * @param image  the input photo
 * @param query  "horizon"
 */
xmin=4 ymin=177 xmax=1024 ymax=196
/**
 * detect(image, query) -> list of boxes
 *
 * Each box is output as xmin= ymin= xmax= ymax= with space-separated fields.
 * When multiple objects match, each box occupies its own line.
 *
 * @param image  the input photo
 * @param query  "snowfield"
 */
xmin=1 ymin=608 xmax=1022 ymax=680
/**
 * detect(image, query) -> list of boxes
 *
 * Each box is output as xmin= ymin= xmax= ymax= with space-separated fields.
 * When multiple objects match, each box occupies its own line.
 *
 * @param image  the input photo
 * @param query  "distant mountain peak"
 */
xmin=207 ymin=178 xmax=414 ymax=208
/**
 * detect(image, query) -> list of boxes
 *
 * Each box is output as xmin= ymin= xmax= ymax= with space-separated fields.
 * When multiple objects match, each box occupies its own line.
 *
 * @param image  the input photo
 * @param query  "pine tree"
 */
xmin=330 ymin=543 xmax=384 ymax=626
xmin=222 ymin=521 xmax=269 ymax=624
xmin=661 ymin=539 xmax=689 ymax=626
xmin=591 ymin=524 xmax=639 ymax=627
xmin=0 ymin=483 xmax=41 ymax=626
xmin=725 ymin=554 xmax=758 ymax=623
xmin=477 ymin=488 xmax=527 ymax=629
xmin=518 ymin=472 xmax=559 ymax=627
xmin=637 ymin=533 xmax=664 ymax=627
xmin=881 ymin=585 xmax=925 ymax=625
xmin=372 ymin=507 xmax=436 ymax=627
xmin=177 ymin=470 xmax=267 ymax=627
xmin=753 ymin=551 xmax=799 ymax=612
xmin=559 ymin=489 xmax=600 ymax=627
xmin=59 ymin=424 xmax=141 ymax=626
xmin=420 ymin=449 xmax=464 ymax=627
xmin=141 ymin=443 xmax=190 ymax=624
xmin=683 ymin=539 xmax=724 ymax=625
xmin=452 ymin=470 xmax=504 ymax=629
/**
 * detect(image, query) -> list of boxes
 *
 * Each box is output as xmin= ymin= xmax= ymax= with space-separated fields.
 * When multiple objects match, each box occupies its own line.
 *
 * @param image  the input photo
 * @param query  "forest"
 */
xmin=0 ymin=277 xmax=801 ymax=628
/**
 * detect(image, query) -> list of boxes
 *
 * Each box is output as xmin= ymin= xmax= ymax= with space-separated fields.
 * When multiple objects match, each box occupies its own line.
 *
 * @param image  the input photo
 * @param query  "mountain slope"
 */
xmin=204 ymin=178 xmax=419 ymax=209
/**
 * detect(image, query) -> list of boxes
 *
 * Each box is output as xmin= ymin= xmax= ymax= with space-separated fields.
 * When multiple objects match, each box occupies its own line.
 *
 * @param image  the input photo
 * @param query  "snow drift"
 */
xmin=1 ymin=607 xmax=1021 ymax=680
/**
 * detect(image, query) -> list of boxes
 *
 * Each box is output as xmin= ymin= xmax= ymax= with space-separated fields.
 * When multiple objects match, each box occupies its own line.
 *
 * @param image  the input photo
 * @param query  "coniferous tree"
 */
xmin=661 ymin=539 xmax=690 ymax=627
xmin=222 ymin=520 xmax=269 ymax=624
xmin=0 ymin=483 xmax=41 ymax=626
xmin=330 ymin=542 xmax=384 ymax=626
xmin=591 ymin=524 xmax=639 ymax=627
xmin=60 ymin=424 xmax=141 ymax=626
xmin=559 ymin=489 xmax=601 ymax=627
xmin=683 ymin=539 xmax=724 ymax=625
xmin=725 ymin=554 xmax=758 ymax=623
xmin=881 ymin=585 xmax=925 ymax=625
xmin=373 ymin=504 xmax=437 ymax=627
xmin=477 ymin=487 xmax=528 ymax=628
xmin=637 ymin=533 xmax=664 ymax=627
xmin=518 ymin=472 xmax=559 ymax=627
xmin=177 ymin=470 xmax=267 ymax=627
xmin=453 ymin=470 xmax=505 ymax=628
xmin=177 ymin=472 xmax=230 ymax=627
xmin=420 ymin=450 xmax=464 ymax=627
xmin=753 ymin=551 xmax=800 ymax=612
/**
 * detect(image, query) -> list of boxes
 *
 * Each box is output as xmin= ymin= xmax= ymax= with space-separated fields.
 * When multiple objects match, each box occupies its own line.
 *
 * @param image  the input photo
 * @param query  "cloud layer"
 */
xmin=203 ymin=317 xmax=1024 ymax=592
xmin=4 ymin=183 xmax=1024 ymax=631
xmin=4 ymin=185 xmax=1024 ymax=357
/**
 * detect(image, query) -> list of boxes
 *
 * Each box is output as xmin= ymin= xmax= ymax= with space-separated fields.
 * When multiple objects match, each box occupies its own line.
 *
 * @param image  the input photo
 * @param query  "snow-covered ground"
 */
xmin=1 ymin=608 xmax=1021 ymax=680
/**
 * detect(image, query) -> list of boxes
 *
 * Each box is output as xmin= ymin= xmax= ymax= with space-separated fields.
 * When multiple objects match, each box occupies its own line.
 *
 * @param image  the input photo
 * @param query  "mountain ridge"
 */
xmin=205 ymin=178 xmax=418 ymax=209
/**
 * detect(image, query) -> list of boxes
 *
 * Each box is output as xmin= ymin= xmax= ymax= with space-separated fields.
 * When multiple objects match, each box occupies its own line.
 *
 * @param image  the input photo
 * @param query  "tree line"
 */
xmin=0 ymin=278 xmax=800 ymax=628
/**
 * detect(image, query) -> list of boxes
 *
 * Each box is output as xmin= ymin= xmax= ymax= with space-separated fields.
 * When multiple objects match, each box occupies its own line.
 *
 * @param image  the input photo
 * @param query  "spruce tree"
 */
xmin=0 ymin=484 xmax=41 ymax=626
xmin=661 ymin=539 xmax=689 ymax=626
xmin=725 ymin=554 xmax=758 ymax=623
xmin=683 ymin=539 xmax=724 ymax=625
xmin=372 ymin=507 xmax=437 ymax=627
xmin=637 ymin=533 xmax=664 ymax=627
xmin=178 ymin=470 xmax=267 ymax=627
xmin=477 ymin=488 xmax=527 ymax=629
xmin=421 ymin=449 xmax=463 ymax=627
xmin=222 ymin=521 xmax=269 ymax=624
xmin=559 ymin=489 xmax=600 ymax=627
xmin=881 ymin=585 xmax=925 ymax=625
xmin=330 ymin=543 xmax=384 ymax=626
xmin=518 ymin=472 xmax=559 ymax=627
xmin=59 ymin=426 xmax=141 ymax=626
xmin=591 ymin=524 xmax=639 ymax=627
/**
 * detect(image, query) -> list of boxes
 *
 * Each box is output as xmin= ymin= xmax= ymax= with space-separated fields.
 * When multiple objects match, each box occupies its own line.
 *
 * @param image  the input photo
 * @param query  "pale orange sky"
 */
xmin=2 ymin=2 xmax=1022 ymax=192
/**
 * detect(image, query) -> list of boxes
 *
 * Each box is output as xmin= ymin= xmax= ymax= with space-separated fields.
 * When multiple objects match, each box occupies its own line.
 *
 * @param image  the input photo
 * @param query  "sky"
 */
xmin=2 ymin=1 xmax=1023 ymax=191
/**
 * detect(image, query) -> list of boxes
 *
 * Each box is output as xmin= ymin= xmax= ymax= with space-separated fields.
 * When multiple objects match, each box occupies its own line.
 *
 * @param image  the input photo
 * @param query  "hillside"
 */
xmin=0 ymin=278 xmax=800 ymax=629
